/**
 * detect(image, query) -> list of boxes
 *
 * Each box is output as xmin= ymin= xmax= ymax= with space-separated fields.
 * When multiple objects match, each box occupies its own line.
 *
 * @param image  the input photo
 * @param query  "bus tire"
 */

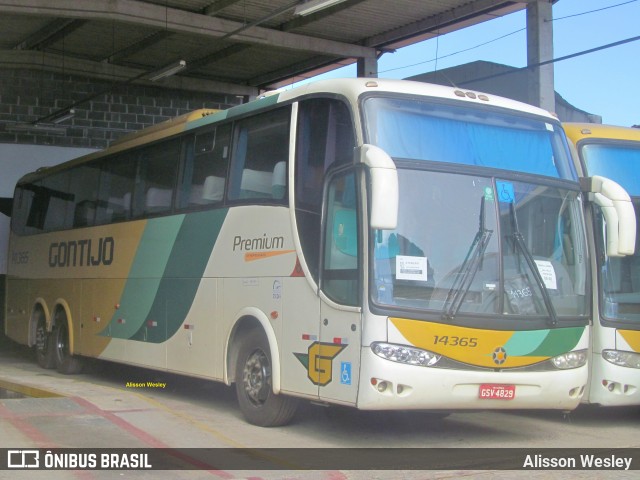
xmin=53 ymin=313 xmax=83 ymax=375
xmin=34 ymin=309 xmax=56 ymax=369
xmin=235 ymin=328 xmax=298 ymax=427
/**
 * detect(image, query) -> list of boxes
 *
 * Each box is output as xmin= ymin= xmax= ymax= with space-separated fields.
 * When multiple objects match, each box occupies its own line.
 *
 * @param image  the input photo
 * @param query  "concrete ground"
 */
xmin=0 ymin=333 xmax=638 ymax=480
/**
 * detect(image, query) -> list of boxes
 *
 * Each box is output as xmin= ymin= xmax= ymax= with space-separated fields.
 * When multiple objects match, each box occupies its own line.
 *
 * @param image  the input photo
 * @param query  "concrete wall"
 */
xmin=0 ymin=68 xmax=242 ymax=149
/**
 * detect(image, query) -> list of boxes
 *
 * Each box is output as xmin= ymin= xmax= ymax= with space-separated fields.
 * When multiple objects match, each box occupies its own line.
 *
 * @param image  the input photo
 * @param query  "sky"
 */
xmin=292 ymin=0 xmax=640 ymax=127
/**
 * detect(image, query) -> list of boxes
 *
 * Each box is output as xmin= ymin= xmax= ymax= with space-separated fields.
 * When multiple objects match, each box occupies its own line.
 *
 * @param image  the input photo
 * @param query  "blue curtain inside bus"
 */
xmin=364 ymin=97 xmax=577 ymax=180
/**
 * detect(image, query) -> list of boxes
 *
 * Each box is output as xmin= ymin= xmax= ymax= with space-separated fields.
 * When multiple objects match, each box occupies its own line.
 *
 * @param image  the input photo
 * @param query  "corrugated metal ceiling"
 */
xmin=0 ymin=0 xmax=529 ymax=96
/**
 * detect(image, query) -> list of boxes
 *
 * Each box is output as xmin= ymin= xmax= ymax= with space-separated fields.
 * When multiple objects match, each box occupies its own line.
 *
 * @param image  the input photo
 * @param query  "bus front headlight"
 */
xmin=371 ymin=342 xmax=441 ymax=367
xmin=602 ymin=350 xmax=640 ymax=369
xmin=551 ymin=349 xmax=587 ymax=369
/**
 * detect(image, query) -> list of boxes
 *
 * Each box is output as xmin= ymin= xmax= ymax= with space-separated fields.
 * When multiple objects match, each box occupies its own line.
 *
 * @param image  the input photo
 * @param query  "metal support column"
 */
xmin=357 ymin=55 xmax=378 ymax=78
xmin=527 ymin=0 xmax=555 ymax=112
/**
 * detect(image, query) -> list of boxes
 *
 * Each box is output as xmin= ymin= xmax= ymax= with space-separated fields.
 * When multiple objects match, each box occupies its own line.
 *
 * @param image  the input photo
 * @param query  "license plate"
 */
xmin=479 ymin=384 xmax=516 ymax=400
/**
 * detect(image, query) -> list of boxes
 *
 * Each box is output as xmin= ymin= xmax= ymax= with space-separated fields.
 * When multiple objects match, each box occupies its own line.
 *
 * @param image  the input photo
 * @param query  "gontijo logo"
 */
xmin=294 ymin=341 xmax=347 ymax=386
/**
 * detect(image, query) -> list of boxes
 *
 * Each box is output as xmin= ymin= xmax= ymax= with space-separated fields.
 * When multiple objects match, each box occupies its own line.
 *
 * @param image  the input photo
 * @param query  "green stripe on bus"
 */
xmin=526 ymin=326 xmax=584 ymax=357
xmin=502 ymin=329 xmax=550 ymax=356
xmin=131 ymin=208 xmax=229 ymax=343
xmin=100 ymin=216 xmax=185 ymax=339
xmin=185 ymin=94 xmax=281 ymax=131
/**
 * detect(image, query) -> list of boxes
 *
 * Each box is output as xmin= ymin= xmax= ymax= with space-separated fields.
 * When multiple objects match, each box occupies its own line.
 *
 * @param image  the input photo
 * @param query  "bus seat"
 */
xmin=123 ymin=192 xmax=132 ymax=212
xmin=145 ymin=187 xmax=172 ymax=210
xmin=271 ymin=161 xmax=286 ymax=199
xmin=202 ymin=175 xmax=225 ymax=201
xmin=74 ymin=201 xmax=96 ymax=227
xmin=43 ymin=197 xmax=71 ymax=231
xmin=189 ymin=184 xmax=204 ymax=204
xmin=240 ymin=169 xmax=272 ymax=198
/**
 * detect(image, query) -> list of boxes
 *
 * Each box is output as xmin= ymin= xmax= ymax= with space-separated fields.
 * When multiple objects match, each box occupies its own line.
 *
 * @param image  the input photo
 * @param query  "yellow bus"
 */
xmin=5 ymin=79 xmax=633 ymax=426
xmin=564 ymin=123 xmax=639 ymax=406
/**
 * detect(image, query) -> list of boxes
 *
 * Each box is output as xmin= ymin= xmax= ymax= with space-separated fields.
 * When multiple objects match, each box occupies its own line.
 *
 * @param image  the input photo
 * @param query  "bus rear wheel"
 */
xmin=235 ymin=329 xmax=298 ymax=427
xmin=34 ymin=310 xmax=56 ymax=369
xmin=53 ymin=313 xmax=83 ymax=374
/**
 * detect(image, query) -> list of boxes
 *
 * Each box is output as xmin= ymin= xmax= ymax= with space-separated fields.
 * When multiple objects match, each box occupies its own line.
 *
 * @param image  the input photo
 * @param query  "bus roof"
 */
xmin=563 ymin=122 xmax=640 ymax=144
xmin=17 ymin=78 xmax=558 ymax=185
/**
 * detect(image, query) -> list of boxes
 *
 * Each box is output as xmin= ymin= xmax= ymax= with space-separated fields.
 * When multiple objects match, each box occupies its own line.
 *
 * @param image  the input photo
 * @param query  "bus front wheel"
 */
xmin=235 ymin=329 xmax=298 ymax=427
xmin=53 ymin=313 xmax=83 ymax=375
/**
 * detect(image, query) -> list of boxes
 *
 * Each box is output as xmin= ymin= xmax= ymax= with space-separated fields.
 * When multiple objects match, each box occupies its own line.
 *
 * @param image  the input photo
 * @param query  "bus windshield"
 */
xmin=364 ymin=96 xmax=588 ymax=322
xmin=582 ymin=142 xmax=640 ymax=323
xmin=582 ymin=143 xmax=640 ymax=196
xmin=363 ymin=96 xmax=577 ymax=180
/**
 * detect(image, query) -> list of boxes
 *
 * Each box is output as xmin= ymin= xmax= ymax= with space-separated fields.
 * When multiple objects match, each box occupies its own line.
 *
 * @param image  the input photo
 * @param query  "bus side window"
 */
xmin=181 ymin=124 xmax=230 ymax=209
xmin=136 ymin=138 xmax=181 ymax=217
xmin=229 ymin=107 xmax=290 ymax=202
xmin=295 ymin=97 xmax=356 ymax=282
xmin=322 ymin=171 xmax=360 ymax=306
xmin=11 ymin=186 xmax=32 ymax=235
xmin=96 ymin=154 xmax=136 ymax=224
xmin=34 ymin=172 xmax=74 ymax=232
xmin=70 ymin=164 xmax=100 ymax=227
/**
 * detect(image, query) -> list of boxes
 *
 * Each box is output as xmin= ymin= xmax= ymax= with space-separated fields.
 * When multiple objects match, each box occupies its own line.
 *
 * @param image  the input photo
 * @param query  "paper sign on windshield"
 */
xmin=534 ymin=260 xmax=557 ymax=290
xmin=396 ymin=255 xmax=428 ymax=281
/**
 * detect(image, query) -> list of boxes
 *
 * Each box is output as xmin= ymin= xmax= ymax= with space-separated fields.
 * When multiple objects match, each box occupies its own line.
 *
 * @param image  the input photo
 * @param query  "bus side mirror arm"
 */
xmin=359 ymin=144 xmax=398 ymax=230
xmin=581 ymin=175 xmax=636 ymax=257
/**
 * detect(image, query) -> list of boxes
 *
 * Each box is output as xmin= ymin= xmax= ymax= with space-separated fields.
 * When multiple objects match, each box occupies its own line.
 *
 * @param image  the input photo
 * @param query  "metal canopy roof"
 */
xmin=0 ymin=0 xmax=532 ymax=97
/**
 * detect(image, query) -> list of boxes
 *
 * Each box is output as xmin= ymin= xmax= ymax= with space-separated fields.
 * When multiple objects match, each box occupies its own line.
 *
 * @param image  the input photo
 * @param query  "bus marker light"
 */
xmin=184 ymin=324 xmax=194 ymax=330
xmin=115 ymin=304 xmax=120 ymax=309
xmin=302 ymin=334 xmax=317 ymax=341
xmin=270 ymin=311 xmax=279 ymax=319
xmin=147 ymin=320 xmax=157 ymax=327
xmin=370 ymin=378 xmax=377 ymax=386
xmin=333 ymin=337 xmax=348 ymax=345
xmin=93 ymin=316 xmax=100 ymax=323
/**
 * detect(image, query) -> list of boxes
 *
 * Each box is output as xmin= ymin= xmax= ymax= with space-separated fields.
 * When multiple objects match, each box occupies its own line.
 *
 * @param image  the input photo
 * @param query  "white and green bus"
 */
xmin=5 ymin=79 xmax=633 ymax=426
xmin=564 ymin=123 xmax=639 ymax=406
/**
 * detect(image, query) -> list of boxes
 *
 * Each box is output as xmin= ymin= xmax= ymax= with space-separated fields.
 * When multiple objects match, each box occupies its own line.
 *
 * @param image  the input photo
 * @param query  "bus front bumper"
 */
xmin=584 ymin=352 xmax=640 ymax=406
xmin=357 ymin=347 xmax=588 ymax=411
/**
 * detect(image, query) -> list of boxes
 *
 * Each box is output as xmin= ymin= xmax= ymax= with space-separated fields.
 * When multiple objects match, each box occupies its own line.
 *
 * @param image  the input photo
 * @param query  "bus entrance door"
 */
xmin=317 ymin=302 xmax=361 ymax=405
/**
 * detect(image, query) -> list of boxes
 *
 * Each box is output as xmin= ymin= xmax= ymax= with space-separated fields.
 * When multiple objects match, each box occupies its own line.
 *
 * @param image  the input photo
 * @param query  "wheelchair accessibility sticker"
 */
xmin=496 ymin=181 xmax=515 ymax=203
xmin=340 ymin=362 xmax=352 ymax=385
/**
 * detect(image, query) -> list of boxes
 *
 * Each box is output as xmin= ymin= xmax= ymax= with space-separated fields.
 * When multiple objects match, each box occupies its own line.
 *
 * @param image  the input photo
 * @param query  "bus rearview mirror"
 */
xmin=581 ymin=175 xmax=636 ymax=257
xmin=359 ymin=144 xmax=398 ymax=230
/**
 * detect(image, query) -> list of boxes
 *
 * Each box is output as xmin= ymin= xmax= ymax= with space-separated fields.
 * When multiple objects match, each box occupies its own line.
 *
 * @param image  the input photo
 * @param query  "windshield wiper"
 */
xmin=509 ymin=203 xmax=558 ymax=327
xmin=442 ymin=197 xmax=493 ymax=321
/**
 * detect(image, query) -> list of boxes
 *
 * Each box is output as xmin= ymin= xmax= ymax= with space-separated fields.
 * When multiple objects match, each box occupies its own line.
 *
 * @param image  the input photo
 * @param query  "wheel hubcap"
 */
xmin=243 ymin=349 xmax=271 ymax=406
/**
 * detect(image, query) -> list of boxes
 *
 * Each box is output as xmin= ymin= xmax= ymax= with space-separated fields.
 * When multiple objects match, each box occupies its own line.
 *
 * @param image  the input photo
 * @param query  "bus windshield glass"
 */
xmin=582 ymin=142 xmax=640 ymax=323
xmin=363 ymin=96 xmax=577 ymax=180
xmin=364 ymin=96 xmax=588 ymax=321
xmin=582 ymin=143 xmax=640 ymax=196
